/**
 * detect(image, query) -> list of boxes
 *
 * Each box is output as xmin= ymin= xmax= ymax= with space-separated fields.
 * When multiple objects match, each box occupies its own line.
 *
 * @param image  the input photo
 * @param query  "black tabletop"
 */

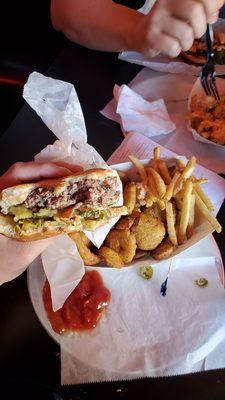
xmin=0 ymin=42 xmax=225 ymax=400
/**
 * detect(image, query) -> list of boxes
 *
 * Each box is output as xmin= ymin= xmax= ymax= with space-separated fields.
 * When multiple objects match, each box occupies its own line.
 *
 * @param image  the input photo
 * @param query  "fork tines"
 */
xmin=200 ymin=70 xmax=220 ymax=101
xmin=200 ymin=24 xmax=220 ymax=101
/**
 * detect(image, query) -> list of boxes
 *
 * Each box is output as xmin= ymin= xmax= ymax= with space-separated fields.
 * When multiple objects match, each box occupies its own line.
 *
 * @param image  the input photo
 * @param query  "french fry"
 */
xmin=164 ymin=172 xmax=181 ymax=201
xmin=155 ymin=198 xmax=166 ymax=210
xmin=145 ymin=190 xmax=154 ymax=207
xmin=186 ymin=194 xmax=196 ymax=239
xmin=117 ymin=170 xmax=130 ymax=185
xmin=157 ymin=159 xmax=171 ymax=184
xmin=148 ymin=167 xmax=166 ymax=198
xmin=192 ymin=178 xmax=208 ymax=186
xmin=129 ymin=155 xmax=148 ymax=184
xmin=147 ymin=173 xmax=159 ymax=198
xmin=154 ymin=147 xmax=161 ymax=160
xmin=177 ymin=159 xmax=185 ymax=170
xmin=166 ymin=202 xmax=178 ymax=246
xmin=174 ymin=156 xmax=196 ymax=195
xmin=178 ymin=180 xmax=193 ymax=244
xmin=124 ymin=183 xmax=137 ymax=215
xmin=195 ymin=192 xmax=222 ymax=233
xmin=194 ymin=186 xmax=214 ymax=211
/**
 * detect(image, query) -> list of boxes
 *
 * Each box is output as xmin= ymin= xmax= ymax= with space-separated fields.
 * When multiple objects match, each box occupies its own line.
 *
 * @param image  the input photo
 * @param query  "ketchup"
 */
xmin=43 ymin=270 xmax=110 ymax=334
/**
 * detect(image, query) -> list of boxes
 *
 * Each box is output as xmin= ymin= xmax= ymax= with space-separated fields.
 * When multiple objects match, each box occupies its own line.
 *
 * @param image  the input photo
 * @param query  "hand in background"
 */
xmin=135 ymin=0 xmax=224 ymax=58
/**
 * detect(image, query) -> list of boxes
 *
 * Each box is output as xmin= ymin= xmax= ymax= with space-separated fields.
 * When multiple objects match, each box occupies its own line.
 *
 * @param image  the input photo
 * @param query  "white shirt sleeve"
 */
xmin=139 ymin=0 xmax=156 ymax=14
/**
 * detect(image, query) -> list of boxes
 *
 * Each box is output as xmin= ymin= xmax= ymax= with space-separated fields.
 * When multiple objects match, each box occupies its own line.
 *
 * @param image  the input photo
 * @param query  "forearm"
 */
xmin=51 ymin=0 xmax=144 ymax=52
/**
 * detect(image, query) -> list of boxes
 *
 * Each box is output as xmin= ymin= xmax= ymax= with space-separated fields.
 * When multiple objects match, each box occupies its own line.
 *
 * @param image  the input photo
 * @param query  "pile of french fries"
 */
xmin=71 ymin=147 xmax=221 ymax=268
xmin=128 ymin=147 xmax=221 ymax=247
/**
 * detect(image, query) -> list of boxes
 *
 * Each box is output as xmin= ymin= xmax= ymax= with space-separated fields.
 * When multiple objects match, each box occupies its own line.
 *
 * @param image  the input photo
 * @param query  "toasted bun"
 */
xmin=180 ymin=51 xmax=206 ymax=65
xmin=0 ymin=214 xmax=82 ymax=241
xmin=0 ymin=168 xmax=119 ymax=214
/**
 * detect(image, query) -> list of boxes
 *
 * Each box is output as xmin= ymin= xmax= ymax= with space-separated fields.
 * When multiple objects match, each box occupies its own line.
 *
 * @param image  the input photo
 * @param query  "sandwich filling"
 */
xmin=0 ymin=176 xmax=126 ymax=234
xmin=24 ymin=177 xmax=119 ymax=211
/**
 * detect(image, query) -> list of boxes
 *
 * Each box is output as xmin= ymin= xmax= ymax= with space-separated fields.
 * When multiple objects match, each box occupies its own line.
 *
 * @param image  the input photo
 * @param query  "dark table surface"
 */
xmin=0 ymin=42 xmax=225 ymax=400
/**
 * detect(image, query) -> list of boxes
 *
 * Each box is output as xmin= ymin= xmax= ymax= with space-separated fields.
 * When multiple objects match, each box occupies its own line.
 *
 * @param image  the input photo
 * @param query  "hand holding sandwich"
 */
xmin=0 ymin=161 xmax=82 ymax=284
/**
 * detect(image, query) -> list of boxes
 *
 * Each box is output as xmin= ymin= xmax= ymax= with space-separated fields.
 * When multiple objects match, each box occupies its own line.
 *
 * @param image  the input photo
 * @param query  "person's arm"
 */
xmin=0 ymin=161 xmax=82 ymax=284
xmin=51 ymin=0 xmax=143 ymax=52
xmin=51 ymin=0 xmax=224 ymax=58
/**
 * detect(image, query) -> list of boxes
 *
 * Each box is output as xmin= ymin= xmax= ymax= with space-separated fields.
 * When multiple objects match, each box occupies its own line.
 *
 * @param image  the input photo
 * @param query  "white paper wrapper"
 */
xmin=22 ymin=72 xmax=123 ymax=311
xmin=114 ymin=84 xmax=176 ymax=137
xmin=188 ymin=77 xmax=225 ymax=148
xmin=27 ymin=235 xmax=225 ymax=384
xmin=119 ymin=19 xmax=225 ymax=76
xmin=41 ymin=235 xmax=85 ymax=311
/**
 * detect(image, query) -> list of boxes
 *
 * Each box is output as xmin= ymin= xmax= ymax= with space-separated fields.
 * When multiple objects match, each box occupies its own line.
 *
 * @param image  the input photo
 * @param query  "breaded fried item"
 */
xmin=116 ymin=216 xmax=136 ymax=230
xmin=105 ymin=229 xmax=137 ymax=264
xmin=152 ymin=238 xmax=174 ymax=260
xmin=98 ymin=246 xmax=124 ymax=268
xmin=70 ymin=232 xmax=101 ymax=266
xmin=144 ymin=204 xmax=166 ymax=223
xmin=131 ymin=213 xmax=165 ymax=251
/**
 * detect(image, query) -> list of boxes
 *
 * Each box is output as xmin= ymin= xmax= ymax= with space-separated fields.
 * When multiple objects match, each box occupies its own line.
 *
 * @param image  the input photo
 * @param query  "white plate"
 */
xmin=27 ymin=234 xmax=224 ymax=374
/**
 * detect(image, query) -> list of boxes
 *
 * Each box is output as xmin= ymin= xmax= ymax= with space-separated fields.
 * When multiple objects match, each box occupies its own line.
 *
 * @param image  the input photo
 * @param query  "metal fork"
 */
xmin=200 ymin=24 xmax=220 ymax=100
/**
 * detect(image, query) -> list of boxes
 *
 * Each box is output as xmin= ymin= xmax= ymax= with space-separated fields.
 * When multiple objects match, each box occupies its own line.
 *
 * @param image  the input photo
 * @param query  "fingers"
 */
xmin=53 ymin=161 xmax=83 ymax=173
xmin=145 ymin=31 xmax=182 ymax=58
xmin=170 ymin=0 xmax=206 ymax=39
xmin=0 ymin=161 xmax=83 ymax=190
xmin=200 ymin=0 xmax=224 ymax=21
xmin=162 ymin=15 xmax=194 ymax=52
xmin=208 ymin=11 xmax=219 ymax=24
xmin=141 ymin=0 xmax=223 ymax=59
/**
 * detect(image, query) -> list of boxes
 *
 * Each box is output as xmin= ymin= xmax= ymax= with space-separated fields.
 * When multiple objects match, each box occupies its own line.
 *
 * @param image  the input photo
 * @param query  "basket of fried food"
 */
xmin=188 ymin=77 xmax=225 ymax=147
xmin=70 ymin=147 xmax=221 ymax=268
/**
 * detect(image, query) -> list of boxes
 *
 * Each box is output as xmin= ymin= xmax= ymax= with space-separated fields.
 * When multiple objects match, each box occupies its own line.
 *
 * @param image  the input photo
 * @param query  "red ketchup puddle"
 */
xmin=43 ymin=270 xmax=111 ymax=334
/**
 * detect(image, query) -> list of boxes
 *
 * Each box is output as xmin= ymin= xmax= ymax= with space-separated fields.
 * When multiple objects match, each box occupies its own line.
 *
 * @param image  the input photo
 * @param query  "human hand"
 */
xmin=133 ymin=0 xmax=224 ymax=58
xmin=0 ymin=161 xmax=82 ymax=284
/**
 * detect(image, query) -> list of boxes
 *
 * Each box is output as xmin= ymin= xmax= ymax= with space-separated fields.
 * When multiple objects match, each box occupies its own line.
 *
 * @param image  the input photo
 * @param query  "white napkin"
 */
xmin=60 ymin=253 xmax=225 ymax=384
xmin=114 ymin=84 xmax=176 ymax=138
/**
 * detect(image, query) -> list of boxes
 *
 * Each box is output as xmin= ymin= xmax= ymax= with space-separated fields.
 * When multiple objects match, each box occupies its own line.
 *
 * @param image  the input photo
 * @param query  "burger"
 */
xmin=0 ymin=168 xmax=127 ymax=241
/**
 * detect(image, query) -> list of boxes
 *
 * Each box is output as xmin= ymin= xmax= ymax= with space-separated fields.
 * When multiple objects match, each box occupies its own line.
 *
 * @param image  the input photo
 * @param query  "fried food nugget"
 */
xmin=144 ymin=204 xmax=166 ymax=223
xmin=105 ymin=229 xmax=137 ymax=264
xmin=70 ymin=232 xmax=101 ymax=266
xmin=116 ymin=216 xmax=136 ymax=230
xmin=132 ymin=213 xmax=165 ymax=251
xmin=98 ymin=246 xmax=124 ymax=268
xmin=152 ymin=238 xmax=174 ymax=260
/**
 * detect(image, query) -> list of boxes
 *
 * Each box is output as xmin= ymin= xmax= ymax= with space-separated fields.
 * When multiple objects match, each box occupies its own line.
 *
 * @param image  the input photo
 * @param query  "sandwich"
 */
xmin=0 ymin=168 xmax=127 ymax=241
xmin=180 ymin=31 xmax=225 ymax=65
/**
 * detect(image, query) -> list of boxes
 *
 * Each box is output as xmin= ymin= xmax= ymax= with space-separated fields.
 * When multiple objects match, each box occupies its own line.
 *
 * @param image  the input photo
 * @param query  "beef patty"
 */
xmin=24 ymin=177 xmax=119 ymax=212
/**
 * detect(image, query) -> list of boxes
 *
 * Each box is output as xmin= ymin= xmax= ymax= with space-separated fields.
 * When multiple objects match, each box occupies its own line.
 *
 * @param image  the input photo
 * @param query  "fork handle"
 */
xmin=206 ymin=24 xmax=214 ymax=59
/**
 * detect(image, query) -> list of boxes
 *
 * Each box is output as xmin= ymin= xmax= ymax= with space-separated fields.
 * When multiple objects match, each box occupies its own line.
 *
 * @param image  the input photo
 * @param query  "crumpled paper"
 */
xmin=23 ymin=72 xmax=123 ymax=311
xmin=113 ymin=84 xmax=176 ymax=137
